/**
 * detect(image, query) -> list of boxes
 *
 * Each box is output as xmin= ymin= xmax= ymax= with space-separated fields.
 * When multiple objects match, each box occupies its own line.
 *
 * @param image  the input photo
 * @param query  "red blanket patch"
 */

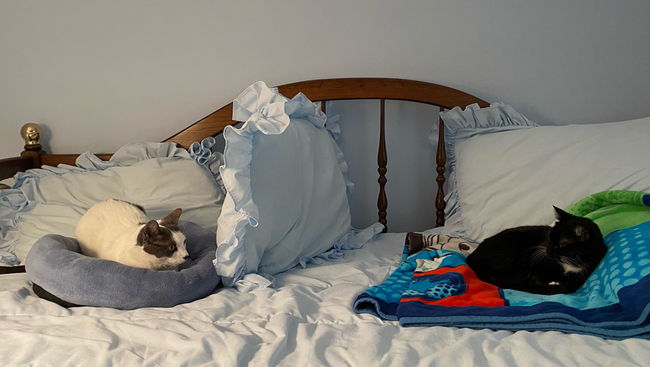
xmin=401 ymin=264 xmax=506 ymax=307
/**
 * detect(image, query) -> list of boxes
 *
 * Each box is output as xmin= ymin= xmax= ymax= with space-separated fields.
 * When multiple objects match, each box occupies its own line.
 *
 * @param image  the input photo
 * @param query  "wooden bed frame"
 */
xmin=0 ymin=78 xmax=488 ymax=230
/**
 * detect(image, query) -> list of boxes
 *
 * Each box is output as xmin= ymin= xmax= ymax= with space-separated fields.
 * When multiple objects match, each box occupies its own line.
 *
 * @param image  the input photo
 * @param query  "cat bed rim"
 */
xmin=25 ymin=221 xmax=220 ymax=309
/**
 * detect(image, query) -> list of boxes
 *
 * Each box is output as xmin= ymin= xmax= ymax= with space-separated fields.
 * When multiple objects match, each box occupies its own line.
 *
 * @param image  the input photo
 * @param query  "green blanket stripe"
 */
xmin=568 ymin=190 xmax=650 ymax=237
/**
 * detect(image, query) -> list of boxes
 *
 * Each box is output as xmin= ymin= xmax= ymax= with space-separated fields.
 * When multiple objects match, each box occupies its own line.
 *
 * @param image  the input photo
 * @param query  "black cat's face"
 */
xmin=547 ymin=206 xmax=605 ymax=271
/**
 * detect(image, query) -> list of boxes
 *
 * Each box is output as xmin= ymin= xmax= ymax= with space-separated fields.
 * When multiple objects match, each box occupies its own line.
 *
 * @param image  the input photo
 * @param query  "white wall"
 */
xmin=2 ymin=0 xmax=649 ymax=231
xmin=329 ymin=100 xmax=442 ymax=232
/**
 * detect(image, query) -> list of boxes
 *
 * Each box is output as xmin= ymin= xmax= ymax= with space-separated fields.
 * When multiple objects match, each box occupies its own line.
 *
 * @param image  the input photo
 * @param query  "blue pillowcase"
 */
xmin=215 ymin=82 xmax=382 ymax=291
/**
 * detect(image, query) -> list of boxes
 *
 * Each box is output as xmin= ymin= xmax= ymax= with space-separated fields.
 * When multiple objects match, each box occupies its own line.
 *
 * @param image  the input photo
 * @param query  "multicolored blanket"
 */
xmin=354 ymin=191 xmax=650 ymax=340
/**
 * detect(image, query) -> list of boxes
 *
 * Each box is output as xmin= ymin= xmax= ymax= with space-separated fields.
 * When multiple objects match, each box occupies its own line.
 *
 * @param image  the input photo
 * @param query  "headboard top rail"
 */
xmin=165 ymin=78 xmax=489 ymax=149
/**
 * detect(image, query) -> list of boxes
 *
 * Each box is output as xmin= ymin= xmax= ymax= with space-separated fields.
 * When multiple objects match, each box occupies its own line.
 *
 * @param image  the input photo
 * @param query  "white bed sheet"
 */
xmin=1 ymin=232 xmax=648 ymax=367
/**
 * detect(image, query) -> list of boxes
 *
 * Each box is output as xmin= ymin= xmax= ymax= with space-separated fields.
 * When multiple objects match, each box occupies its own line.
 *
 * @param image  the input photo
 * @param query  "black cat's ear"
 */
xmin=553 ymin=206 xmax=572 ymax=220
xmin=574 ymin=225 xmax=590 ymax=241
xmin=161 ymin=208 xmax=182 ymax=227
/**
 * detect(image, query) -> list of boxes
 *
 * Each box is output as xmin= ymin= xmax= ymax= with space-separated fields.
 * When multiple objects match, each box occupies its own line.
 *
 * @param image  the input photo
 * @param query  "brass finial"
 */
xmin=20 ymin=123 xmax=43 ymax=147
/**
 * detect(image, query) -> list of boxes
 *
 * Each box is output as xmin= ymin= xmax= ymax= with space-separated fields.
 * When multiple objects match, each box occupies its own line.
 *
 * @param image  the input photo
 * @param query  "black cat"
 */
xmin=466 ymin=206 xmax=607 ymax=295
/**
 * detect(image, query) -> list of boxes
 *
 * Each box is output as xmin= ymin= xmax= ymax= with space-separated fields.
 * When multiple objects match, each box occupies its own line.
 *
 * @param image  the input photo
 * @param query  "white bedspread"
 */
xmin=1 ymin=233 xmax=648 ymax=367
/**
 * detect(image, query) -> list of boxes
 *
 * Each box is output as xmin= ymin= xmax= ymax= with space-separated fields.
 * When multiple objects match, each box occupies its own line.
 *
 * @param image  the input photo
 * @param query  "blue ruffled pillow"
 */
xmin=215 ymin=82 xmax=382 ymax=291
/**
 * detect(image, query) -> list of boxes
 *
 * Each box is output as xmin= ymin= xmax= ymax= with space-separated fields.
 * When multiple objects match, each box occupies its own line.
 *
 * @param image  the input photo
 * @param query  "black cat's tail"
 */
xmin=405 ymin=232 xmax=425 ymax=256
xmin=0 ymin=265 xmax=25 ymax=274
xmin=0 ymin=265 xmax=79 ymax=307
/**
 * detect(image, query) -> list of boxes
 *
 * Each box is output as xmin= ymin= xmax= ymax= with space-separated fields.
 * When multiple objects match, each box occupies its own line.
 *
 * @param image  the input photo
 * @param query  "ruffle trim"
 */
xmin=325 ymin=114 xmax=354 ymax=197
xmin=426 ymin=102 xmax=538 ymax=239
xmin=188 ymin=138 xmax=226 ymax=195
xmin=230 ymin=223 xmax=385 ymax=293
xmin=299 ymin=222 xmax=385 ymax=267
xmin=0 ymin=141 xmax=221 ymax=266
xmin=214 ymin=81 xmax=364 ymax=290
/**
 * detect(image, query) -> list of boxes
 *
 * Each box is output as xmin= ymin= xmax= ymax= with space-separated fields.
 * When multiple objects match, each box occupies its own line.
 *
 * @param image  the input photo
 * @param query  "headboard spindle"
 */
xmin=377 ymin=99 xmax=388 ymax=232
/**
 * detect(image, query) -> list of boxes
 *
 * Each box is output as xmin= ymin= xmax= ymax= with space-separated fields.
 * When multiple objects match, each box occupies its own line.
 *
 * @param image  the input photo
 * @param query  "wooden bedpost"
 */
xmin=19 ymin=123 xmax=45 ymax=168
xmin=435 ymin=112 xmax=446 ymax=227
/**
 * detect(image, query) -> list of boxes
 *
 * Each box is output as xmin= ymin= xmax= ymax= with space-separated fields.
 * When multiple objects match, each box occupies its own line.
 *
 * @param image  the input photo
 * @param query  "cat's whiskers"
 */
xmin=560 ymin=255 xmax=584 ymax=266
xmin=559 ymin=255 xmax=586 ymax=274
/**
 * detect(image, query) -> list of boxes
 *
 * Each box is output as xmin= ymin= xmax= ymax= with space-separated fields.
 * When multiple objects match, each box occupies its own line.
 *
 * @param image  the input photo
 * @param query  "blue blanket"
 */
xmin=354 ymin=191 xmax=650 ymax=340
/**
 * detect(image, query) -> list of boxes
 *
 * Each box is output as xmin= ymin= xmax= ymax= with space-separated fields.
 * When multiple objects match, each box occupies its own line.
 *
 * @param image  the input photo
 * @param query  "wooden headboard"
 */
xmin=0 ymin=78 xmax=489 ymax=230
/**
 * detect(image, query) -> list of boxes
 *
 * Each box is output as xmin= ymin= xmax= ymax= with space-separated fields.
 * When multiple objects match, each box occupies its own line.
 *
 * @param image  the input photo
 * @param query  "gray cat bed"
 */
xmin=25 ymin=221 xmax=220 ymax=309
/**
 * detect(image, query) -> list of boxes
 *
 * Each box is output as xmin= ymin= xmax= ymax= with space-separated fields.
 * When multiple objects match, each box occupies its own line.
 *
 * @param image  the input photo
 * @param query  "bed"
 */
xmin=0 ymin=78 xmax=648 ymax=366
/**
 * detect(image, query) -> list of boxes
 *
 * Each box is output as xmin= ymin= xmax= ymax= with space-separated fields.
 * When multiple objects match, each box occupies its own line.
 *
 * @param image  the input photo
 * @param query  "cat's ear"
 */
xmin=161 ymin=208 xmax=182 ymax=227
xmin=553 ymin=206 xmax=572 ymax=220
xmin=143 ymin=220 xmax=160 ymax=239
xmin=574 ymin=225 xmax=590 ymax=241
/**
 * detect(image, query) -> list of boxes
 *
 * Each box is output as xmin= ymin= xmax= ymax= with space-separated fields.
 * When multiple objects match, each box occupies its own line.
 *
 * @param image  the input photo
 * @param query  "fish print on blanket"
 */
xmin=354 ymin=190 xmax=650 ymax=340
xmin=404 ymin=232 xmax=478 ymax=258
xmin=354 ymin=234 xmax=485 ymax=321
xmin=401 ymin=251 xmax=505 ymax=308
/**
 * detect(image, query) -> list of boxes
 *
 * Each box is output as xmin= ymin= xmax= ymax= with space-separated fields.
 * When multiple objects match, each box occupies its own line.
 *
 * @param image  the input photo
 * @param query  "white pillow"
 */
xmin=0 ymin=142 xmax=224 ymax=265
xmin=438 ymin=104 xmax=650 ymax=242
xmin=215 ymin=82 xmax=377 ymax=291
